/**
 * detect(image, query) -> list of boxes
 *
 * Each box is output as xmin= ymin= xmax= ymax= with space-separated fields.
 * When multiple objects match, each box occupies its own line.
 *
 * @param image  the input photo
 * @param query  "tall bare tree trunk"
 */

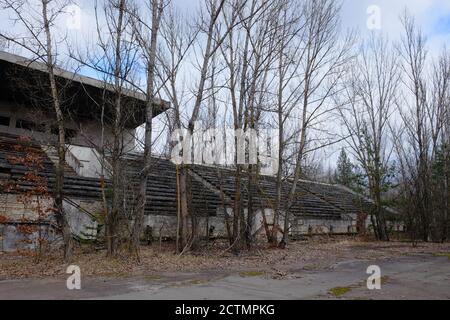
xmin=179 ymin=166 xmax=190 ymax=251
xmin=131 ymin=0 xmax=164 ymax=257
xmin=107 ymin=0 xmax=126 ymax=257
xmin=178 ymin=0 xmax=226 ymax=252
xmin=42 ymin=0 xmax=72 ymax=262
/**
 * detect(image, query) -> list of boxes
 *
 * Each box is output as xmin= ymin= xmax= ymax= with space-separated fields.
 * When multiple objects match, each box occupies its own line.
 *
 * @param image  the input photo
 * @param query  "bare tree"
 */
xmin=270 ymin=0 xmax=306 ymax=246
xmin=0 ymin=0 xmax=74 ymax=261
xmin=394 ymin=12 xmax=450 ymax=241
xmin=398 ymin=12 xmax=431 ymax=241
xmin=177 ymin=0 xmax=230 ymax=252
xmin=219 ymin=0 xmax=281 ymax=250
xmin=158 ymin=0 xmax=247 ymax=253
xmin=129 ymin=0 xmax=167 ymax=258
xmin=106 ymin=0 xmax=130 ymax=256
xmin=281 ymin=0 xmax=354 ymax=246
xmin=156 ymin=2 xmax=199 ymax=251
xmin=430 ymin=50 xmax=450 ymax=241
xmin=70 ymin=0 xmax=141 ymax=256
xmin=338 ymin=34 xmax=400 ymax=241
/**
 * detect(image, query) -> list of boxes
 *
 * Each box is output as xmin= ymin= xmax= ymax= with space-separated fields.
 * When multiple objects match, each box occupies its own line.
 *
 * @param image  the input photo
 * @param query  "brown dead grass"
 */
xmin=1 ymin=238 xmax=449 ymax=280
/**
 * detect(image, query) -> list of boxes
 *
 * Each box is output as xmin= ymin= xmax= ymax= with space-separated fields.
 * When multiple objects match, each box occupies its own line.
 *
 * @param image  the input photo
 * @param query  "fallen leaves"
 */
xmin=1 ymin=238 xmax=450 ymax=280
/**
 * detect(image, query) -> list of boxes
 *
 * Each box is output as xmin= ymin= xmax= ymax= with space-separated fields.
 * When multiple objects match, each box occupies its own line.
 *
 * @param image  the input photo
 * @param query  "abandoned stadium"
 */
xmin=0 ymin=51 xmax=400 ymax=252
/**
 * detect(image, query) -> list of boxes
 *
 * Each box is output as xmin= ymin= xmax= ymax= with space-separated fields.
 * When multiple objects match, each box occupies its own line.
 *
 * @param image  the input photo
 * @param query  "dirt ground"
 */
xmin=1 ymin=238 xmax=449 ymax=300
xmin=1 ymin=237 xmax=449 ymax=280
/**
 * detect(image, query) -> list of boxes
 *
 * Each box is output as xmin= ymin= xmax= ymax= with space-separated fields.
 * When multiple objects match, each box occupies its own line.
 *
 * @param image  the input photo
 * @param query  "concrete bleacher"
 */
xmin=0 ymin=131 xmax=384 ymax=246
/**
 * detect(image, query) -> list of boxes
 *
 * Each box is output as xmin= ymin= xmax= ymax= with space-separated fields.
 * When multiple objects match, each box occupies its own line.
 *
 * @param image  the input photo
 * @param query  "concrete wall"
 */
xmin=365 ymin=215 xmax=405 ymax=233
xmin=142 ymin=208 xmax=358 ymax=240
xmin=0 ymin=190 xmax=59 ymax=252
xmin=70 ymin=120 xmax=136 ymax=154
xmin=63 ymin=199 xmax=101 ymax=240
xmin=66 ymin=145 xmax=107 ymax=178
xmin=1 ymin=193 xmax=359 ymax=251
xmin=0 ymin=192 xmax=101 ymax=251
xmin=292 ymin=216 xmax=357 ymax=236
xmin=143 ymin=214 xmax=227 ymax=239
xmin=0 ymin=194 xmax=53 ymax=221
xmin=0 ymin=100 xmax=136 ymax=152
xmin=0 ymin=223 xmax=59 ymax=252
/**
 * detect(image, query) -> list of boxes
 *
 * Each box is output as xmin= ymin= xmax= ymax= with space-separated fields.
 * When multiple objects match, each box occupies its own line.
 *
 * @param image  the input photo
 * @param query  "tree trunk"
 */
xmin=42 ymin=0 xmax=72 ymax=262
xmin=245 ymin=164 xmax=254 ymax=248
xmin=232 ymin=164 xmax=242 ymax=252
xmin=131 ymin=0 xmax=163 ymax=257
xmin=179 ymin=166 xmax=190 ymax=252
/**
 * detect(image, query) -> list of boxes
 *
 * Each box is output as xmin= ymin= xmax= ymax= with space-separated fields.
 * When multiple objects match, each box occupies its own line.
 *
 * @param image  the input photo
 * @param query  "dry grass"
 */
xmin=329 ymin=286 xmax=352 ymax=297
xmin=433 ymin=252 xmax=450 ymax=260
xmin=1 ymin=238 xmax=449 ymax=280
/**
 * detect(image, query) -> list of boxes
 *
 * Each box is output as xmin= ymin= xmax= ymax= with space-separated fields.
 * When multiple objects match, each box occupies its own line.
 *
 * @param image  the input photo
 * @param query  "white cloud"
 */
xmin=342 ymin=0 xmax=450 ymax=52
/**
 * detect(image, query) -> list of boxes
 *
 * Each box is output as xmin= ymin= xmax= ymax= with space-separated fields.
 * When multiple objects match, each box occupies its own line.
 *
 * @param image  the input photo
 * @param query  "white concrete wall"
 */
xmin=142 ymin=209 xmax=358 ymax=240
xmin=143 ymin=215 xmax=227 ymax=239
xmin=63 ymin=199 xmax=101 ymax=240
xmin=365 ymin=215 xmax=405 ymax=233
xmin=66 ymin=145 xmax=107 ymax=178
xmin=71 ymin=120 xmax=136 ymax=153
xmin=0 ymin=100 xmax=137 ymax=152
xmin=293 ymin=217 xmax=357 ymax=235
